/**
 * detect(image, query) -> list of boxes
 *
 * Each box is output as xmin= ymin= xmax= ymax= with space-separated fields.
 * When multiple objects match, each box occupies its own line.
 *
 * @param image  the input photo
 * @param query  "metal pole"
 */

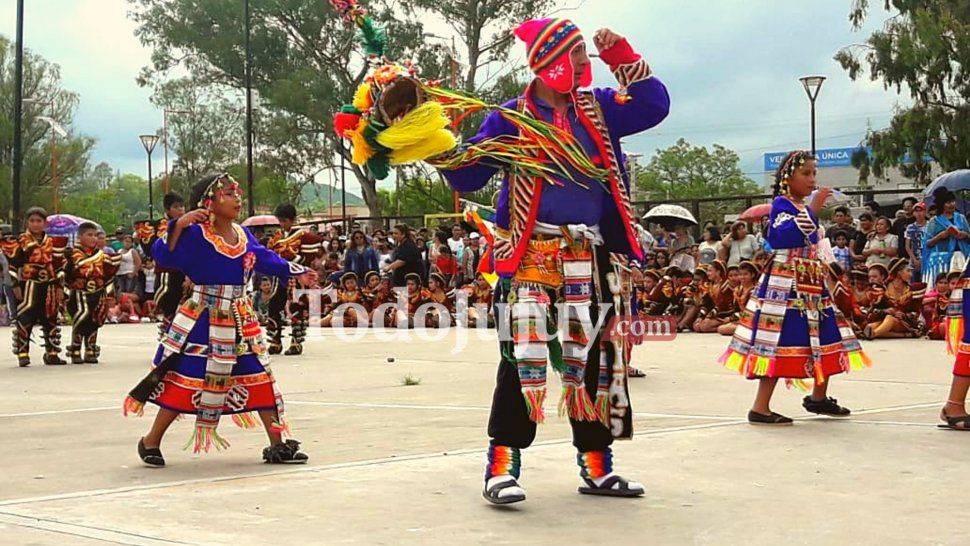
xmin=809 ymin=100 xmax=817 ymax=155
xmin=340 ymin=147 xmax=347 ymax=235
xmin=12 ymin=0 xmax=25 ymax=232
xmin=245 ymin=0 xmax=255 ymax=217
xmin=52 ymin=115 xmax=59 ymax=214
xmin=163 ymin=111 xmax=170 ymax=194
xmin=148 ymin=151 xmax=154 ymax=220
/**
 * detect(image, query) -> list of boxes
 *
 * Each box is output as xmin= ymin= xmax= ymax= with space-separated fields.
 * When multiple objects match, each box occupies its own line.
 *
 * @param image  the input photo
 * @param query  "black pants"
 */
xmin=154 ymin=270 xmax=186 ymax=322
xmin=487 ymin=249 xmax=618 ymax=454
xmin=13 ymin=280 xmax=60 ymax=355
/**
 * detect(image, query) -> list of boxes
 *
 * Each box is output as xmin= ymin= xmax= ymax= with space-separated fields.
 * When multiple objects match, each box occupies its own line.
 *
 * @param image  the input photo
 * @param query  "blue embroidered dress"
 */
xmin=720 ymin=196 xmax=870 ymax=385
xmin=129 ymin=221 xmax=306 ymax=451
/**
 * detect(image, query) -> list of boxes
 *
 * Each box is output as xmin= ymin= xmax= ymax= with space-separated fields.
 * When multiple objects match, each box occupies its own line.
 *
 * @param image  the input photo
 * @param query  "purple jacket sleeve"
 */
xmin=593 ymin=38 xmax=670 ymax=138
xmin=247 ymin=227 xmax=307 ymax=279
xmin=439 ymin=106 xmax=518 ymax=193
xmin=594 ymin=77 xmax=670 ymax=138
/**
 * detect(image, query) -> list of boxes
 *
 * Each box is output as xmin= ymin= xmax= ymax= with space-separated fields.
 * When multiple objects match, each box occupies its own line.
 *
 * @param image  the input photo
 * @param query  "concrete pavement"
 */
xmin=0 ymin=324 xmax=963 ymax=545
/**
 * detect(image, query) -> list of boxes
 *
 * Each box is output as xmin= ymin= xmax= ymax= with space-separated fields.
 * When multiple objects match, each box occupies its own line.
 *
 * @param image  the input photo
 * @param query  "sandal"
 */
xmin=138 ymin=438 xmax=165 ymax=467
xmin=262 ymin=439 xmax=309 ymax=464
xmin=939 ymin=408 xmax=970 ymax=431
xmin=627 ymin=367 xmax=646 ymax=378
xmin=747 ymin=410 xmax=793 ymax=426
xmin=483 ymin=476 xmax=526 ymax=505
xmin=578 ymin=474 xmax=645 ymax=497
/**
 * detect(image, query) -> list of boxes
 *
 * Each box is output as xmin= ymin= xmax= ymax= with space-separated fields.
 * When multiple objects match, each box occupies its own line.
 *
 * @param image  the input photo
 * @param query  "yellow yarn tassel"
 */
xmin=122 ymin=396 xmax=144 ymax=418
xmin=847 ymin=350 xmax=872 ymax=371
xmin=375 ymin=102 xmax=457 ymax=164
xmin=348 ymin=121 xmax=376 ymax=165
xmin=231 ymin=412 xmax=260 ymax=429
xmin=353 ymin=82 xmax=374 ymax=111
xmin=946 ymin=317 xmax=963 ymax=356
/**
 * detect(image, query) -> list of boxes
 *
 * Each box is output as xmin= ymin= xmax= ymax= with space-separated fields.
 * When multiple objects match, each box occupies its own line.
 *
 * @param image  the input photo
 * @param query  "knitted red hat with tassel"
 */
xmin=514 ymin=18 xmax=591 ymax=94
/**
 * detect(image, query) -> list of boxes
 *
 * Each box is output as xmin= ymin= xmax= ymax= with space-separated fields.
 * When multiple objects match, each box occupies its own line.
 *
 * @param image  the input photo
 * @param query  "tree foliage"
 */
xmin=0 ymin=35 xmax=95 ymax=222
xmin=835 ymin=0 xmax=970 ymax=184
xmin=635 ymin=139 xmax=762 ymax=225
xmin=127 ymin=0 xmax=552 ymax=221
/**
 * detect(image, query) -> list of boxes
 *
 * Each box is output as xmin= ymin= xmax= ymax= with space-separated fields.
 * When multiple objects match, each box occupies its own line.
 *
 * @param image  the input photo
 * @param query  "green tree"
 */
xmin=836 ymin=0 xmax=970 ymax=184
xmin=0 ymin=35 xmax=95 ymax=222
xmin=60 ymin=173 xmax=150 ymax=231
xmin=635 ymin=139 xmax=762 ymax=225
xmin=150 ymin=78 xmax=246 ymax=197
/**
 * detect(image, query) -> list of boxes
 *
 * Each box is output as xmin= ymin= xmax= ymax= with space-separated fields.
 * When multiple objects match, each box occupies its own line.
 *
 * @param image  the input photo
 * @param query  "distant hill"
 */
xmin=301 ymin=183 xmax=365 ymax=206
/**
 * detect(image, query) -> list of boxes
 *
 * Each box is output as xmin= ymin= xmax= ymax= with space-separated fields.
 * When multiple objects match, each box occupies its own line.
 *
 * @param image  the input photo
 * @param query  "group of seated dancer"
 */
xmin=632 ymin=256 xmax=766 ymax=336
xmin=253 ymin=269 xmax=495 ymax=330
xmin=824 ymin=255 xmax=965 ymax=341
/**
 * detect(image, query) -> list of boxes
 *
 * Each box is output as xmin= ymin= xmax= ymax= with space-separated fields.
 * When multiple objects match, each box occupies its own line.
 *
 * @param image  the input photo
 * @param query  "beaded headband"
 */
xmin=197 ymin=173 xmax=241 ymax=210
xmin=779 ymin=151 xmax=815 ymax=182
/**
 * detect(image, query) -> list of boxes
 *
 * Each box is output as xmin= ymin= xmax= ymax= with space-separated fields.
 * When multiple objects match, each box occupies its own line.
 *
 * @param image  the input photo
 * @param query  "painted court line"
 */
xmin=0 ymin=511 xmax=194 ymax=546
xmin=0 ymin=402 xmax=944 ymax=510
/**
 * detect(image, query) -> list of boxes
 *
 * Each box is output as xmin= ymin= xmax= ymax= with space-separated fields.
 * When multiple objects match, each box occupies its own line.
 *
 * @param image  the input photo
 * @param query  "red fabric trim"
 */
xmin=149 ymin=381 xmax=277 ymax=415
xmin=955 ymin=353 xmax=970 ymax=376
xmin=745 ymin=353 xmax=845 ymax=380
xmin=573 ymin=96 xmax=643 ymax=260
xmin=598 ymin=38 xmax=641 ymax=71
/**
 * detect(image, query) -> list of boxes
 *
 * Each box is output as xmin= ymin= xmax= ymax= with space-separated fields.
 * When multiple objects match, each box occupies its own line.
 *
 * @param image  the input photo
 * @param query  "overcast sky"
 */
xmin=1 ymin=0 xmax=903 ymax=194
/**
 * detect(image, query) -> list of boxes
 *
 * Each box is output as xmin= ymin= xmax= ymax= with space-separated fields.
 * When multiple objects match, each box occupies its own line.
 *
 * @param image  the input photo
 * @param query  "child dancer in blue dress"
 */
xmin=124 ymin=173 xmax=317 ymax=466
xmin=720 ymin=151 xmax=870 ymax=425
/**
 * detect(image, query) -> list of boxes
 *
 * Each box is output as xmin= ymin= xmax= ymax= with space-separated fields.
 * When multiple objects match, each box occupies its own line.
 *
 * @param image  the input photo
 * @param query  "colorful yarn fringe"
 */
xmin=577 ymin=448 xmax=613 ymax=479
xmin=231 ymin=412 xmax=260 ymax=429
xmin=122 ymin=395 xmax=144 ymax=417
xmin=486 ymin=445 xmax=521 ymax=480
xmin=946 ymin=316 xmax=964 ymax=356
xmin=558 ymin=383 xmax=598 ymax=421
xmin=184 ymin=425 xmax=231 ymax=454
xmin=522 ymin=388 xmax=546 ymax=424
xmin=425 ymin=87 xmax=609 ymax=189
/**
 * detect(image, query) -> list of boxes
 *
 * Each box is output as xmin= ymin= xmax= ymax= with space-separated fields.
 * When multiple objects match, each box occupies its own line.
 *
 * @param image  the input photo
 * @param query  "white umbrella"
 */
xmin=642 ymin=204 xmax=697 ymax=227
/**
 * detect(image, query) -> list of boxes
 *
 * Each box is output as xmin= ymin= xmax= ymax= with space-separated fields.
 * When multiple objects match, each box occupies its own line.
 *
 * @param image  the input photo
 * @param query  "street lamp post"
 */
xmin=12 ymin=0 xmax=25 ymax=232
xmin=799 ymin=75 xmax=826 ymax=155
xmin=139 ymin=134 xmax=160 ymax=220
xmin=244 ymin=0 xmax=255 ymax=218
xmin=163 ymin=109 xmax=191 ymax=195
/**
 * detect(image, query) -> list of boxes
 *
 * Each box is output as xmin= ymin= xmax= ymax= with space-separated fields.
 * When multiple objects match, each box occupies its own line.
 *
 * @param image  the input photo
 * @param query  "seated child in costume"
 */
xmin=694 ymin=262 xmax=735 ymax=333
xmin=922 ymin=273 xmax=950 ymax=340
xmin=398 ymin=272 xmax=430 ymax=328
xmin=677 ymin=267 xmax=708 ymax=332
xmin=321 ymin=272 xmax=364 ymax=328
xmin=862 ymin=258 xmax=922 ymax=340
xmin=717 ymin=261 xmax=758 ymax=337
xmin=425 ymin=272 xmax=456 ymax=328
xmin=367 ymin=275 xmax=399 ymax=328
xmin=461 ymin=273 xmax=495 ymax=328
xmin=826 ymin=262 xmax=864 ymax=334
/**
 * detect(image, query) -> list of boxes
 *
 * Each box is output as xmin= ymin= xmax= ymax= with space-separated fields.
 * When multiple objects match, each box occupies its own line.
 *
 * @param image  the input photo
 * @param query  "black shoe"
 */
xmin=83 ymin=352 xmax=98 ymax=364
xmin=268 ymin=343 xmax=283 ymax=355
xmin=802 ymin=396 xmax=851 ymax=417
xmin=284 ymin=345 xmax=303 ymax=356
xmin=43 ymin=353 xmax=67 ymax=366
xmin=138 ymin=438 xmax=165 ymax=467
xmin=747 ymin=410 xmax=793 ymax=426
xmin=262 ymin=439 xmax=308 ymax=464
xmin=17 ymin=354 xmax=30 ymax=367
xmin=67 ymin=346 xmax=83 ymax=364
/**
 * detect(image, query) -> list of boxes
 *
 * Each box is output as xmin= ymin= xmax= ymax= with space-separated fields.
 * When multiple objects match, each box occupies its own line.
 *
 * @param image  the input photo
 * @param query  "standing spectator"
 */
xmin=434 ymin=245 xmax=460 ymax=286
xmin=667 ymin=224 xmax=695 ymax=272
xmin=722 ymin=222 xmax=758 ymax=266
xmin=384 ymin=224 xmax=424 ymax=287
xmin=827 ymin=206 xmax=857 ymax=243
xmin=892 ymin=197 xmax=917 ymax=254
xmin=864 ymin=200 xmax=881 ymax=217
xmin=924 ymin=187 xmax=970 ymax=282
xmin=697 ymin=226 xmax=721 ymax=266
xmin=0 ymin=248 xmax=14 ymax=326
xmin=460 ymin=233 xmax=484 ymax=286
xmin=344 ymin=229 xmax=380 ymax=279
xmin=863 ymin=217 xmax=898 ymax=267
xmin=447 ymin=224 xmax=465 ymax=260
xmin=904 ymin=201 xmax=929 ymax=283
xmin=114 ymin=234 xmax=142 ymax=295
xmin=852 ymin=212 xmax=875 ymax=263
xmin=831 ymin=230 xmax=853 ymax=273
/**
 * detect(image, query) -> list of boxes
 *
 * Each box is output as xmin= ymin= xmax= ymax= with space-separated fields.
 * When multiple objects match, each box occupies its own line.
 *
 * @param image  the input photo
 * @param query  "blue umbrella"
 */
xmin=924 ymin=170 xmax=970 ymax=212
